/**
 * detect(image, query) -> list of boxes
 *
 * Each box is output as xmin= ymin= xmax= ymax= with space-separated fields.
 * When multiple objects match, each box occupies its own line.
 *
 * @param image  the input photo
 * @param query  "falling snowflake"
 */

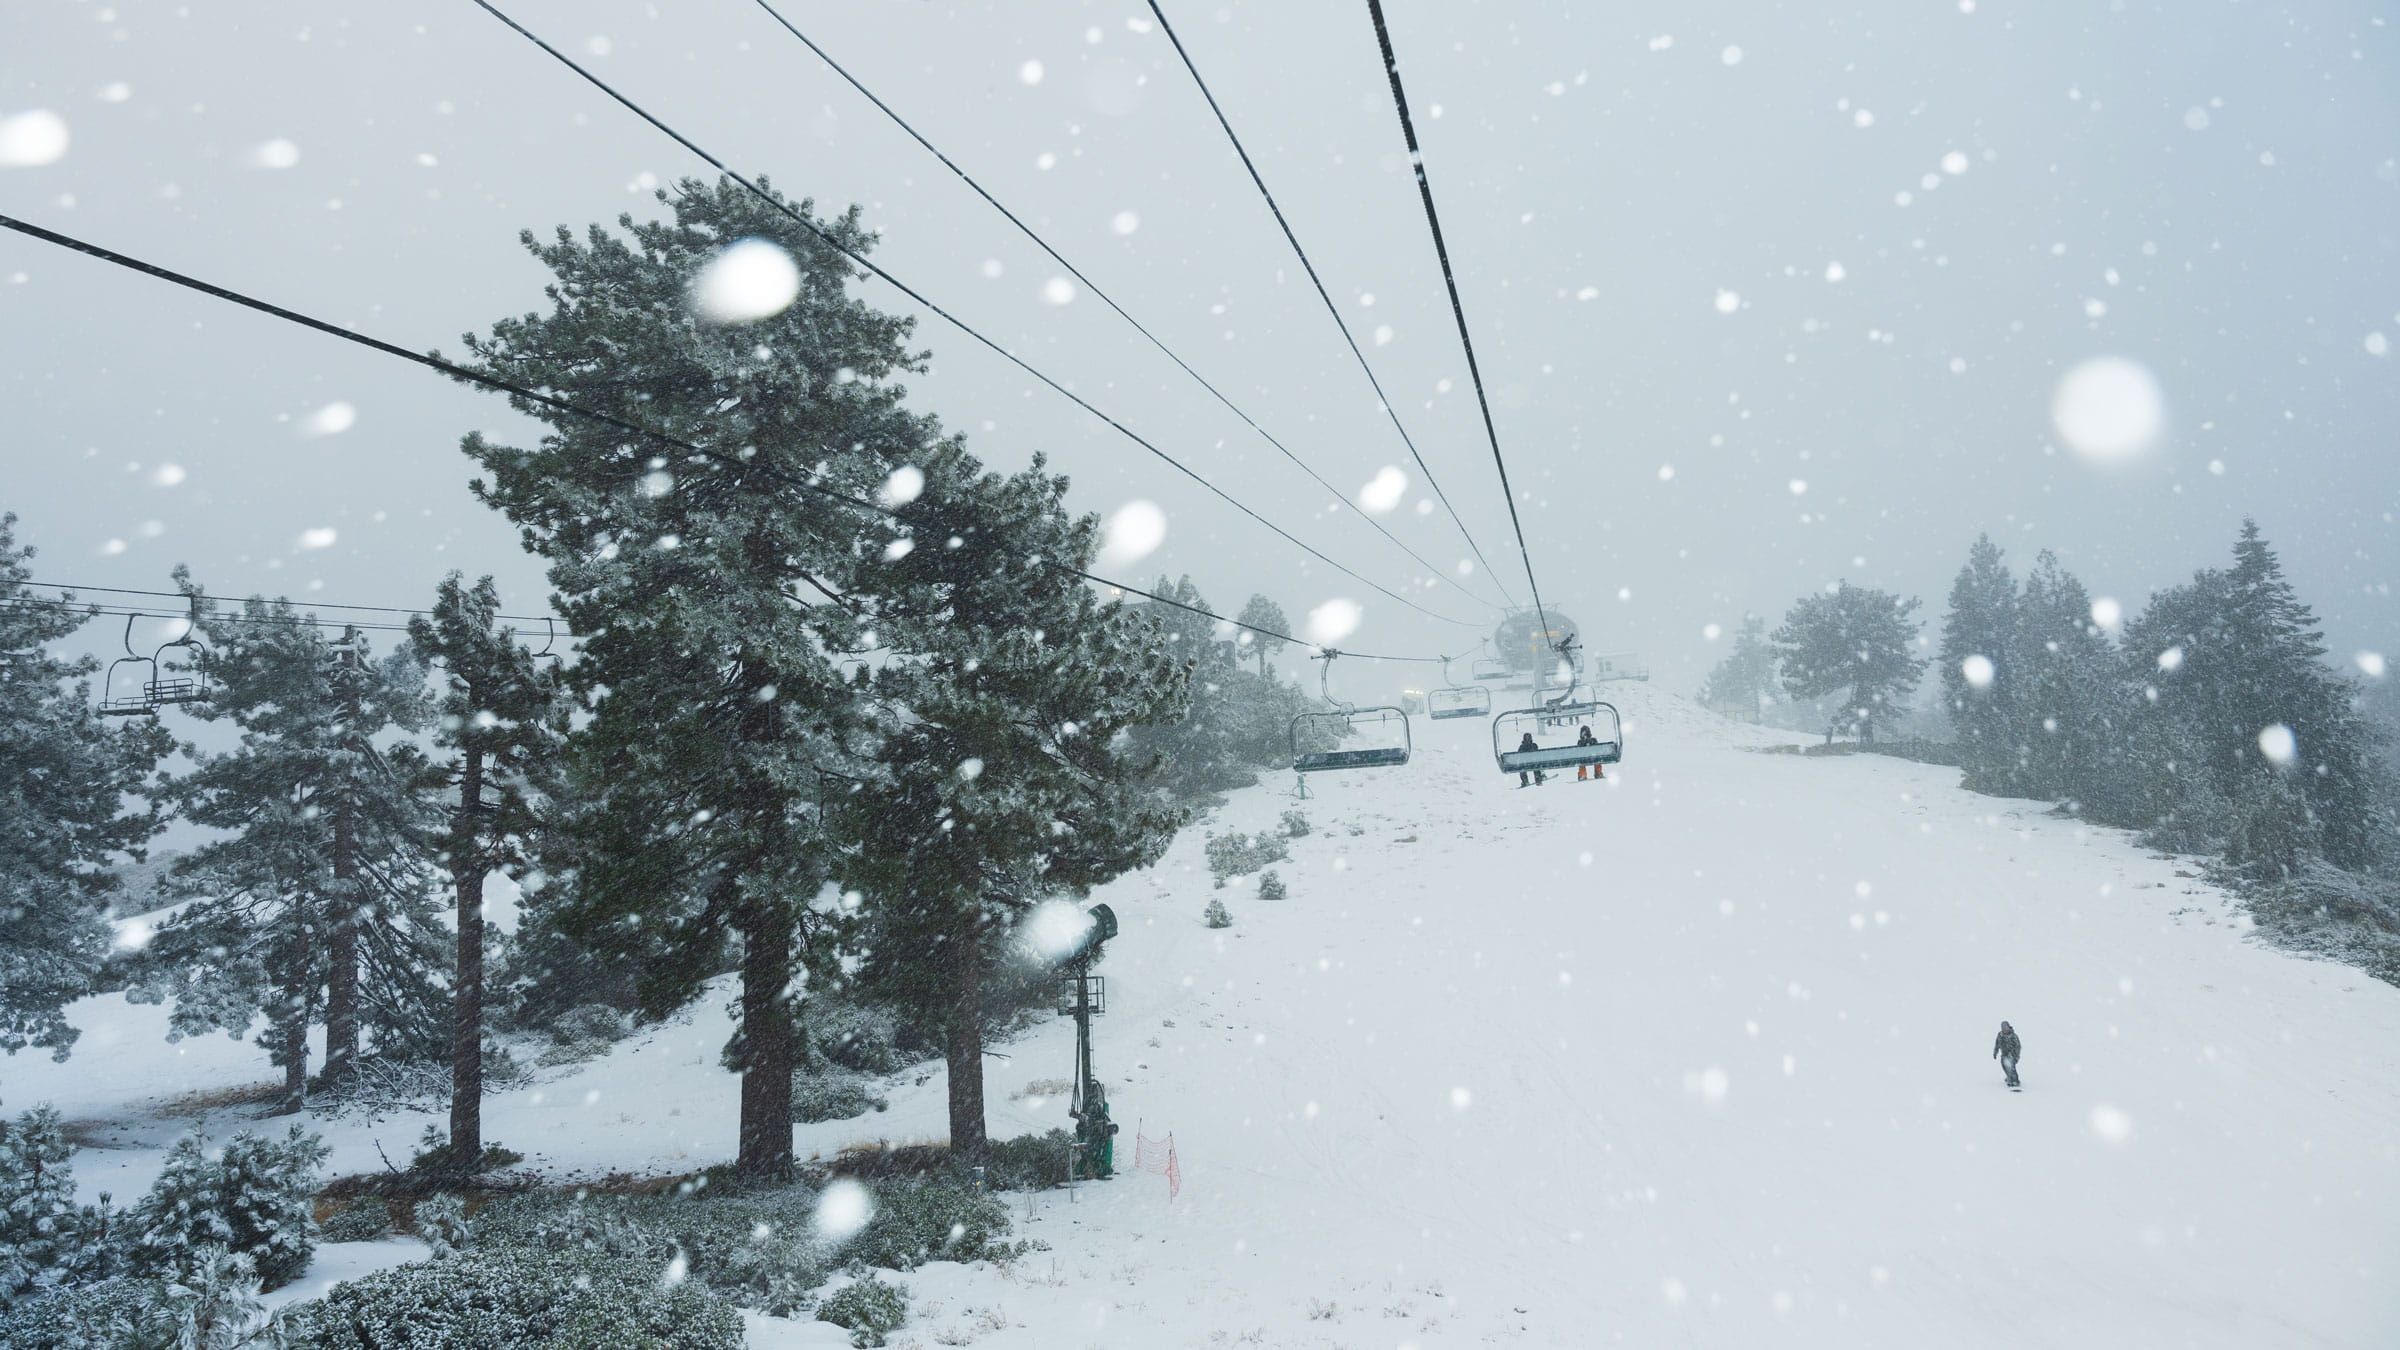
xmin=1096 ymin=499 xmax=1166 ymax=570
xmin=0 ymin=109 xmax=70 ymax=167
xmin=691 ymin=239 xmax=801 ymax=324
xmin=2256 ymin=723 xmax=2297 ymax=766
xmin=1306 ymin=598 xmax=1362 ymax=645
xmin=1357 ymin=467 xmax=1408 ymax=515
xmin=2051 ymin=356 xmax=2164 ymax=461
xmin=878 ymin=465 xmax=926 ymax=508
xmin=1961 ymin=654 xmax=1994 ymax=689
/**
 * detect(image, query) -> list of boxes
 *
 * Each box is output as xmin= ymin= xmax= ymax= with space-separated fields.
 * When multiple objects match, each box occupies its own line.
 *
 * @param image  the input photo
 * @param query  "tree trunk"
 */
xmin=734 ymin=900 xmax=797 ymax=1178
xmin=944 ymin=915 xmax=987 ymax=1159
xmin=448 ymin=747 xmax=486 ymax=1168
xmin=323 ymin=633 xmax=364 ymax=1087
xmin=276 ymin=963 xmax=309 ymax=1115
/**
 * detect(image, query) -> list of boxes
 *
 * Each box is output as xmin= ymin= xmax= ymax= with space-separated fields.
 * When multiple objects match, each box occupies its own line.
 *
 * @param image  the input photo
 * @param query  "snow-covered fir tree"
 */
xmin=0 ymin=1105 xmax=109 ymax=1306
xmin=0 ymin=517 xmax=172 ymax=1061
xmin=837 ymin=451 xmax=1190 ymax=1155
xmin=1125 ymin=577 xmax=1314 ymax=797
xmin=2010 ymin=551 xmax=2122 ymax=805
xmin=129 ymin=593 xmax=443 ymax=1111
xmin=1771 ymin=582 xmax=1927 ymax=743
xmin=1234 ymin=594 xmax=1292 ymax=679
xmin=1938 ymin=535 xmax=2021 ymax=791
xmin=450 ymin=178 xmax=949 ymax=1176
xmin=1698 ymin=614 xmax=1777 ymax=722
xmin=406 ymin=574 xmax=566 ymax=1172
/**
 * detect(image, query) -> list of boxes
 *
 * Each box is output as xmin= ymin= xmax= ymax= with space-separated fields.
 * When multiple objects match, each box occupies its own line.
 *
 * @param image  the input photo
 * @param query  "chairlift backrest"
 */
xmin=1290 ymin=704 xmax=1413 ymax=773
xmin=1427 ymin=684 xmax=1492 ymax=720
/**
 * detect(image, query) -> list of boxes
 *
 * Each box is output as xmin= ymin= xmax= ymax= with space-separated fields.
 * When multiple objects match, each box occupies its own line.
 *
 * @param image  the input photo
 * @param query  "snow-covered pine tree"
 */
xmin=1937 ymin=535 xmax=2022 ymax=791
xmin=2118 ymin=522 xmax=2381 ymax=868
xmin=0 ymin=516 xmax=172 ymax=1061
xmin=1698 ymin=614 xmax=1777 ymax=722
xmin=447 ymin=178 xmax=933 ymax=1177
xmin=129 ymin=1126 xmax=327 ymax=1292
xmin=1 ymin=1105 xmax=93 ymax=1306
xmin=1125 ymin=576 xmax=1283 ymax=796
xmin=131 ymin=593 xmax=443 ymax=1112
xmin=838 ymin=452 xmax=1190 ymax=1157
xmin=1771 ymin=583 xmax=1927 ymax=743
xmin=406 ymin=574 xmax=565 ymax=1173
xmin=2010 ymin=551 xmax=2123 ymax=805
xmin=1234 ymin=594 xmax=1292 ymax=680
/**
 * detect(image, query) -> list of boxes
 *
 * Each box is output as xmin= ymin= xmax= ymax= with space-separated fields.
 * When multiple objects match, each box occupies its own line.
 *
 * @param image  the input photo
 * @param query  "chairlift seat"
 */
xmin=1491 ymin=701 xmax=1624 ymax=777
xmin=1290 ymin=705 xmax=1413 ymax=774
xmin=145 ymin=676 xmax=207 ymax=705
xmin=1497 ymin=742 xmax=1621 ymax=773
xmin=1427 ymin=684 xmax=1492 ymax=720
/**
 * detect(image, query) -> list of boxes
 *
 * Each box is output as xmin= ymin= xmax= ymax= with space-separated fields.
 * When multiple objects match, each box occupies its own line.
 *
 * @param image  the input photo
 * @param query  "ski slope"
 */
xmin=9 ymin=685 xmax=2398 ymax=1347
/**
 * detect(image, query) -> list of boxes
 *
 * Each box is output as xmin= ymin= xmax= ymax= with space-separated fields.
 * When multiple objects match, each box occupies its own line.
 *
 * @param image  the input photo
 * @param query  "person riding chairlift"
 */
xmin=1516 ymin=731 xmax=1546 ymax=788
xmin=1575 ymin=725 xmax=1606 ymax=782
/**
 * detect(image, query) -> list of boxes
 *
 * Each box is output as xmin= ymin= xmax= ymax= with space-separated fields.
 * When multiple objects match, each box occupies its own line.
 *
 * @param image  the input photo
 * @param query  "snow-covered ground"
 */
xmin=7 ymin=684 xmax=2397 ymax=1348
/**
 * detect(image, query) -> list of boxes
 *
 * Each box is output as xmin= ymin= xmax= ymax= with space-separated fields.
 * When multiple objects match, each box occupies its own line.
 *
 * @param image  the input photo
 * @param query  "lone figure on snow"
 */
xmin=1992 ymin=1020 xmax=2022 ymax=1088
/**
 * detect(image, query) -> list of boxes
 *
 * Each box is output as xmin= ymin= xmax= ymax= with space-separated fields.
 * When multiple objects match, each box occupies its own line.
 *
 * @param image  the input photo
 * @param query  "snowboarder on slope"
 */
xmin=1993 ymin=1021 xmax=2022 ymax=1087
xmin=1516 ymin=731 xmax=1546 ymax=787
xmin=1575 ymin=725 xmax=1606 ymax=782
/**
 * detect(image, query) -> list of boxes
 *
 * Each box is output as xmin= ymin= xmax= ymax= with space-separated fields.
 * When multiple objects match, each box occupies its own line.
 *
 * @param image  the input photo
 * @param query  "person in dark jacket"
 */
xmin=1992 ymin=1021 xmax=2022 ymax=1087
xmin=1516 ymin=731 xmax=1545 ymax=787
xmin=1575 ymin=725 xmax=1606 ymax=782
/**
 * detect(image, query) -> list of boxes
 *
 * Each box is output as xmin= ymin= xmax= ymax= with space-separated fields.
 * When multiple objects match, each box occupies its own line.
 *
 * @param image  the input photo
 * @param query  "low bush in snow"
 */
xmin=846 ymin=1179 xmax=1017 ymax=1272
xmin=1256 ymin=870 xmax=1287 ymax=902
xmin=0 ymin=1248 xmax=284 ymax=1350
xmin=408 ymin=1125 xmax=525 ymax=1179
xmin=1204 ymin=830 xmax=1288 ymax=886
xmin=469 ymin=1184 xmax=828 ymax=1317
xmin=128 ymin=1124 xmax=327 ymax=1291
xmin=801 ymin=999 xmax=909 ymax=1076
xmin=1203 ymin=897 xmax=1233 ymax=928
xmin=1 ymin=1106 xmax=121 ymax=1306
xmin=816 ymin=1274 xmax=908 ymax=1347
xmin=1278 ymin=809 xmax=1311 ymax=838
xmin=288 ymin=1247 xmax=742 ymax=1350
xmin=535 ymin=1004 xmax=631 ymax=1067
xmin=976 ymin=1130 xmax=1073 ymax=1192
xmin=792 ymin=1069 xmax=889 ymax=1124
xmin=320 ymin=1197 xmax=394 ymax=1244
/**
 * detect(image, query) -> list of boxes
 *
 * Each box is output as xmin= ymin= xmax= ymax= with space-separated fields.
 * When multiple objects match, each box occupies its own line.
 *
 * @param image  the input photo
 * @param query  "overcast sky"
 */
xmin=4 ymin=0 xmax=2394 ymax=703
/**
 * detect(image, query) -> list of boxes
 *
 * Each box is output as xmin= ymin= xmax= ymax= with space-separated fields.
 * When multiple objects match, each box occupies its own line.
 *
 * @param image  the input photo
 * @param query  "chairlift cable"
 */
xmin=0 ymin=216 xmax=1451 ymax=667
xmin=1362 ymin=0 xmax=1559 ymax=647
xmin=463 ymin=0 xmax=1479 ymax=630
xmin=1143 ymin=0 xmax=1518 ymax=611
xmin=27 ymin=579 xmax=567 ymax=628
xmin=744 ymin=0 xmax=1504 ymax=616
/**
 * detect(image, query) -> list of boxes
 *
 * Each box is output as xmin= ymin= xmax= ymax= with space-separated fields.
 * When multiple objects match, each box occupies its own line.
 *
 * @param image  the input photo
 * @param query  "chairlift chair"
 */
xmin=1492 ymin=702 xmax=1623 ymax=778
xmin=143 ymin=611 xmax=212 ymax=708
xmin=1427 ymin=684 xmax=1492 ymax=720
xmin=1288 ymin=649 xmax=1413 ymax=788
xmin=97 ymin=616 xmax=160 ymax=718
xmin=1470 ymin=655 xmax=1509 ymax=684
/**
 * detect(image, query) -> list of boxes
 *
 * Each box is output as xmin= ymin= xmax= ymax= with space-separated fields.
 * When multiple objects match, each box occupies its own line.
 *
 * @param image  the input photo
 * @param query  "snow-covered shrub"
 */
xmin=978 ymin=1130 xmax=1073 ymax=1192
xmin=288 ymin=1248 xmax=742 ymax=1350
xmin=128 ymin=1125 xmax=327 ymax=1291
xmin=847 ymin=1180 xmax=1015 ymax=1272
xmin=2244 ymin=861 xmax=2400 ymax=988
xmin=816 ymin=1275 xmax=909 ymax=1348
xmin=802 ymin=999 xmax=907 ymax=1076
xmin=792 ymin=1069 xmax=889 ymax=1124
xmin=1278 ymin=809 xmax=1310 ymax=838
xmin=408 ymin=1125 xmax=523 ymax=1178
xmin=1204 ymin=831 xmax=1289 ymax=886
xmin=536 ymin=1005 xmax=629 ymax=1066
xmin=412 ymin=1196 xmax=470 ymax=1259
xmin=1203 ymin=897 xmax=1233 ymax=928
xmin=0 ymin=1276 xmax=157 ymax=1349
xmin=1256 ymin=870 xmax=1287 ymax=902
xmin=1 ymin=1106 xmax=116 ymax=1306
xmin=319 ymin=1198 xmax=392 ymax=1244
xmin=467 ymin=1186 xmax=828 ymax=1316
xmin=2222 ymin=776 xmax=2321 ymax=882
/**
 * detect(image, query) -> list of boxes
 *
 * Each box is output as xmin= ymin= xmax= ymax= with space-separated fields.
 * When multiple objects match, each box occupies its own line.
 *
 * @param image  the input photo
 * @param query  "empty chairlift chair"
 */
xmin=96 ymin=615 xmax=160 ymax=718
xmin=1288 ymin=649 xmax=1413 ymax=795
xmin=1428 ymin=684 xmax=1492 ymax=720
xmin=1492 ymin=702 xmax=1623 ymax=779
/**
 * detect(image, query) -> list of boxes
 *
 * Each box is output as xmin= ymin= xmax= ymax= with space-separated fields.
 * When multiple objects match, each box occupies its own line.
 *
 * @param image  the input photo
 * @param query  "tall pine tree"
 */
xmin=407 ymin=575 xmax=564 ymax=1169
xmin=1698 ymin=615 xmax=1776 ymax=721
xmin=2010 ymin=551 xmax=2121 ymax=804
xmin=1937 ymin=535 xmax=2022 ymax=792
xmin=450 ymin=179 xmax=943 ymax=1175
xmin=0 ymin=517 xmax=170 ymax=1060
xmin=1771 ymin=583 xmax=1927 ymax=743
xmin=838 ymin=453 xmax=1189 ymax=1157
xmin=131 ymin=594 xmax=442 ymax=1111
xmin=1234 ymin=594 xmax=1291 ymax=680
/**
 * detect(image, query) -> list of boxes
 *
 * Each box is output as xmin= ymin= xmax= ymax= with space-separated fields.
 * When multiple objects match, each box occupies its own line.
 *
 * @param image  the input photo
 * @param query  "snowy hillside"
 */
xmin=10 ymin=684 xmax=2397 ymax=1348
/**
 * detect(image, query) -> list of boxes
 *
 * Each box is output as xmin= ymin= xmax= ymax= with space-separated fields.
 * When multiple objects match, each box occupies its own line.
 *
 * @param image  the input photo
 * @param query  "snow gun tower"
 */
xmin=1052 ymin=902 xmax=1120 ymax=1179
